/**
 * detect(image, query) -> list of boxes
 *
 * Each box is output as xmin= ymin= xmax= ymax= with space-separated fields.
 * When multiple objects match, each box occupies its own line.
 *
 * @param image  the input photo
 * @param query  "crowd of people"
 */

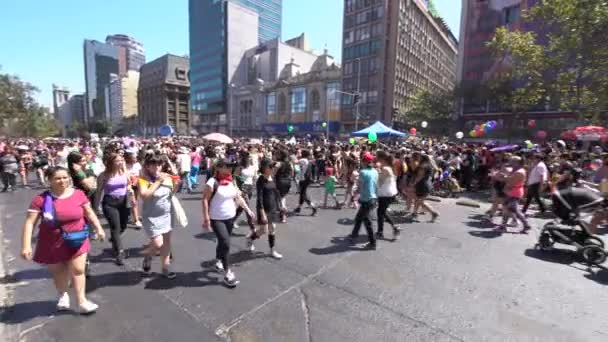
xmin=1 ymin=133 xmax=607 ymax=314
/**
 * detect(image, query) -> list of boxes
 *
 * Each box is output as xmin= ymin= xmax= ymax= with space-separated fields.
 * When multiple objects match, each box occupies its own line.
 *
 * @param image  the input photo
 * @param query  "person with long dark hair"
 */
xmin=375 ymin=150 xmax=400 ymax=240
xmin=412 ymin=154 xmax=439 ymax=222
xmin=293 ymin=149 xmax=317 ymax=216
xmin=247 ymin=158 xmax=283 ymax=258
xmin=233 ymin=153 xmax=256 ymax=232
xmin=202 ymin=159 xmax=255 ymax=287
xmin=95 ymin=152 xmax=132 ymax=265
xmin=273 ymin=149 xmax=293 ymax=223
xmin=21 ymin=166 xmax=105 ymax=314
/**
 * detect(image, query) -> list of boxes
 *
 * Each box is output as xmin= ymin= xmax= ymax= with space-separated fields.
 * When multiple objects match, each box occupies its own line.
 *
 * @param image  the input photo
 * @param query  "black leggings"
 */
xmin=211 ymin=218 xmax=235 ymax=270
xmin=234 ymin=185 xmax=255 ymax=230
xmin=522 ymin=183 xmax=545 ymax=213
xmin=298 ymin=180 xmax=313 ymax=207
xmin=1 ymin=172 xmax=17 ymax=190
xmin=102 ymin=195 xmax=130 ymax=253
xmin=377 ymin=196 xmax=396 ymax=234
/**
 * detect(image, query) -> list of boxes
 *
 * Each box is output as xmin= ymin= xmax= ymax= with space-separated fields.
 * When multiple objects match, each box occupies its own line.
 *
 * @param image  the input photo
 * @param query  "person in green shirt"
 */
xmin=323 ymin=167 xmax=341 ymax=209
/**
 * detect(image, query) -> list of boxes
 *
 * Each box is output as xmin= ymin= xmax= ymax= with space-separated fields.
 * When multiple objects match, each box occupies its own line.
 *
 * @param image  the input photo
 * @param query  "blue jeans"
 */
xmin=189 ymin=165 xmax=199 ymax=187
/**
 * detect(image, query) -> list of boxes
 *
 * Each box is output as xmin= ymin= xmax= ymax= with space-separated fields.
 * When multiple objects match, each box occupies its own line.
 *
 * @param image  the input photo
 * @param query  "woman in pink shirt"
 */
xmin=496 ymin=156 xmax=531 ymax=233
xmin=189 ymin=147 xmax=201 ymax=189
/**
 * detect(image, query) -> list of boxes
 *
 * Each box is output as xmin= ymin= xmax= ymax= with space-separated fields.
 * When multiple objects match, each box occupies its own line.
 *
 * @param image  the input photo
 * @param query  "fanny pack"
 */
xmin=43 ymin=192 xmax=89 ymax=249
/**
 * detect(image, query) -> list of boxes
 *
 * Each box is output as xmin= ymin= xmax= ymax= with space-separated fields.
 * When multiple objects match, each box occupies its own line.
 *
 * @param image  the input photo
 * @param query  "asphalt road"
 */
xmin=1 ymin=184 xmax=608 ymax=342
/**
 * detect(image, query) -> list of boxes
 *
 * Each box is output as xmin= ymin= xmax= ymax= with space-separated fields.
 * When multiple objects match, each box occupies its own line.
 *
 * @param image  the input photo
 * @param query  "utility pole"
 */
xmin=355 ymin=57 xmax=361 ymax=131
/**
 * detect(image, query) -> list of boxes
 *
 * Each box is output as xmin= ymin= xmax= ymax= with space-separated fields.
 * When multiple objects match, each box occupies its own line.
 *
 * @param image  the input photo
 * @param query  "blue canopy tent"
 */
xmin=351 ymin=121 xmax=406 ymax=138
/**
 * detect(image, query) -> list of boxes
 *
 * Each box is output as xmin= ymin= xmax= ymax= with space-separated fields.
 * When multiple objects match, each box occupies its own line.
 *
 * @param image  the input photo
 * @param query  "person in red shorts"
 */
xmin=21 ymin=166 xmax=106 ymax=314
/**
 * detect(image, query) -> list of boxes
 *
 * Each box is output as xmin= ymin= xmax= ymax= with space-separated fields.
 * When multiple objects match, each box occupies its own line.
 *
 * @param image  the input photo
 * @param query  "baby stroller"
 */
xmin=537 ymin=187 xmax=608 ymax=265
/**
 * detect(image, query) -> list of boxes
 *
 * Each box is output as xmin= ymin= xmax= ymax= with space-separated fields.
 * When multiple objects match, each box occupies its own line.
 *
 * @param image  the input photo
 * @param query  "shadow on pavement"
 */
xmin=144 ymin=269 xmax=221 ymax=290
xmin=309 ymin=236 xmax=364 ymax=255
xmin=584 ymin=268 xmax=608 ymax=285
xmin=465 ymin=219 xmax=496 ymax=229
xmin=86 ymin=270 xmax=144 ymax=293
xmin=337 ymin=218 xmax=354 ymax=225
xmin=468 ymin=230 xmax=503 ymax=239
xmin=0 ymin=300 xmax=71 ymax=324
xmin=524 ymin=248 xmax=576 ymax=265
xmin=0 ymin=268 xmax=50 ymax=284
xmin=180 ymin=196 xmax=203 ymax=201
xmin=194 ymin=232 xmax=216 ymax=241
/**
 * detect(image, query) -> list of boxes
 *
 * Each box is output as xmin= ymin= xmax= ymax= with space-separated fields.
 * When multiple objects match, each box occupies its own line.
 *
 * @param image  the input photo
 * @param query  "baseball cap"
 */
xmin=362 ymin=152 xmax=375 ymax=163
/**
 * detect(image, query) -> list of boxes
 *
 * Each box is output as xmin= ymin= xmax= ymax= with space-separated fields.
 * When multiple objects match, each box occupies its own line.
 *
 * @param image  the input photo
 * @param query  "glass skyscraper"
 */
xmin=189 ymin=0 xmax=282 ymax=132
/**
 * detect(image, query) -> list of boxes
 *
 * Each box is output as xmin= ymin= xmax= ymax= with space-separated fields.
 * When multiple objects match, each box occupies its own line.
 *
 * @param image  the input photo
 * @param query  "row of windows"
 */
xmin=343 ymin=57 xmax=380 ymax=76
xmin=266 ymin=82 xmax=341 ymax=116
xmin=344 ymin=5 xmax=384 ymax=28
xmin=345 ymin=0 xmax=383 ymax=13
xmin=343 ymin=39 xmax=382 ymax=60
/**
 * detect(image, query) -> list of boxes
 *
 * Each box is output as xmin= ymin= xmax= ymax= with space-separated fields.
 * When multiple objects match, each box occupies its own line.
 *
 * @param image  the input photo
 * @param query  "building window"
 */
xmin=175 ymin=68 xmax=187 ymax=80
xmin=344 ymin=30 xmax=354 ymax=44
xmin=291 ymin=87 xmax=306 ymax=113
xmin=310 ymin=89 xmax=320 ymax=112
xmin=326 ymin=82 xmax=340 ymax=111
xmin=266 ymin=92 xmax=276 ymax=115
xmin=278 ymin=93 xmax=287 ymax=114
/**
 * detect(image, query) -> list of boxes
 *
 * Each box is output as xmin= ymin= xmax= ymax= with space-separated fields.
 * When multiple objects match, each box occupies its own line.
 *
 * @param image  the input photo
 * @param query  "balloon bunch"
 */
xmin=469 ymin=120 xmax=497 ymax=138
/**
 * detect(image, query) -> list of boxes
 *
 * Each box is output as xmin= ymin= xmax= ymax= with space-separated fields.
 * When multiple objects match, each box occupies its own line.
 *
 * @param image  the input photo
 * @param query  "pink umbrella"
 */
xmin=203 ymin=133 xmax=234 ymax=144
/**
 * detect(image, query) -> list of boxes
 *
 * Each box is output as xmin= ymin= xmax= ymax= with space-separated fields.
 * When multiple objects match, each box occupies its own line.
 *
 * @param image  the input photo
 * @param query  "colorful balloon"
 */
xmin=410 ymin=127 xmax=417 ymax=135
xmin=368 ymin=132 xmax=378 ymax=142
xmin=474 ymin=124 xmax=480 ymax=131
xmin=528 ymin=120 xmax=536 ymax=128
xmin=470 ymin=130 xmax=477 ymax=138
xmin=288 ymin=125 xmax=294 ymax=133
xmin=322 ymin=122 xmax=327 ymax=128
xmin=421 ymin=121 xmax=428 ymax=128
xmin=349 ymin=137 xmax=356 ymax=145
xmin=536 ymin=130 xmax=547 ymax=139
xmin=456 ymin=131 xmax=464 ymax=139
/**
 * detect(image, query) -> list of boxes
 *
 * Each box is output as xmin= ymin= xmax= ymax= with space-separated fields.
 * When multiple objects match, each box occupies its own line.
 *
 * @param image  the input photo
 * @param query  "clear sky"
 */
xmin=0 ymin=0 xmax=461 ymax=110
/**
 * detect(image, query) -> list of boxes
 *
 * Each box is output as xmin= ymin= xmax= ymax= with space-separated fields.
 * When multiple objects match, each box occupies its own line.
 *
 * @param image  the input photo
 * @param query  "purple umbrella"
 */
xmin=490 ymin=144 xmax=519 ymax=152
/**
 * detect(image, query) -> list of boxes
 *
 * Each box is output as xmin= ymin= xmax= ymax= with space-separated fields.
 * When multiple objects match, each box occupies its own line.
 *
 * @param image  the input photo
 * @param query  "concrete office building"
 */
xmin=83 ymin=39 xmax=119 ymax=123
xmin=138 ymin=54 xmax=190 ymax=136
xmin=341 ymin=0 xmax=458 ymax=131
xmin=105 ymin=70 xmax=140 ymax=131
xmin=52 ymin=85 xmax=86 ymax=136
xmin=106 ymin=34 xmax=145 ymax=73
xmin=230 ymin=36 xmax=325 ymax=134
xmin=189 ymin=0 xmax=282 ymax=133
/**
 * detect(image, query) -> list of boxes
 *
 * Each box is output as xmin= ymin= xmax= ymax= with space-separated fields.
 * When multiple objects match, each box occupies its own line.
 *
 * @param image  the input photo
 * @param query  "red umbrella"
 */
xmin=560 ymin=131 xmax=577 ymax=140
xmin=573 ymin=126 xmax=608 ymax=133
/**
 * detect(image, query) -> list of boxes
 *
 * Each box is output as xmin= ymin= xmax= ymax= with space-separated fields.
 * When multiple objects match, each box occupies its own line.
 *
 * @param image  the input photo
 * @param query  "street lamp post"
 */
xmin=355 ymin=57 xmax=361 ymax=131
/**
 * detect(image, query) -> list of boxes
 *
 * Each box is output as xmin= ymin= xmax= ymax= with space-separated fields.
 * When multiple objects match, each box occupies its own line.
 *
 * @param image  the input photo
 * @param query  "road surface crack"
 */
xmin=299 ymin=288 xmax=313 ymax=342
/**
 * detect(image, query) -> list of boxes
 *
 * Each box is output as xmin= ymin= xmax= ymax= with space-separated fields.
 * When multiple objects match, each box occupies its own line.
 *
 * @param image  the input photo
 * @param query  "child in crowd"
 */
xmin=323 ymin=167 xmax=341 ymax=209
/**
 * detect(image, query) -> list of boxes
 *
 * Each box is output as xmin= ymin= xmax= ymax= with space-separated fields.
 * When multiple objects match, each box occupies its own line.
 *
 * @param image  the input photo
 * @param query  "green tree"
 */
xmin=397 ymin=88 xmax=455 ymax=134
xmin=487 ymin=0 xmax=608 ymax=123
xmin=0 ymin=67 xmax=60 ymax=137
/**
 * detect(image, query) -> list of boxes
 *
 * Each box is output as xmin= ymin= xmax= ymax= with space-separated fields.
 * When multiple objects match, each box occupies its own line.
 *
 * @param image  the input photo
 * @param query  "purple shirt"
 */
xmin=104 ymin=174 xmax=128 ymax=197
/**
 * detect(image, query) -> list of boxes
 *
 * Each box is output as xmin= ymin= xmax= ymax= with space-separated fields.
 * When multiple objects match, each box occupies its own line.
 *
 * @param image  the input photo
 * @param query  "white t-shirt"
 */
xmin=378 ymin=166 xmax=398 ymax=197
xmin=128 ymin=162 xmax=142 ymax=177
xmin=241 ymin=165 xmax=255 ymax=185
xmin=177 ymin=153 xmax=191 ymax=173
xmin=207 ymin=178 xmax=238 ymax=220
xmin=527 ymin=162 xmax=548 ymax=185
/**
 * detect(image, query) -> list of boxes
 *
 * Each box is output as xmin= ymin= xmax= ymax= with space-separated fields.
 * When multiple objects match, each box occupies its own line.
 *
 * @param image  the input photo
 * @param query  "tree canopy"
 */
xmin=487 ymin=0 xmax=608 ymax=121
xmin=0 ymin=67 xmax=60 ymax=137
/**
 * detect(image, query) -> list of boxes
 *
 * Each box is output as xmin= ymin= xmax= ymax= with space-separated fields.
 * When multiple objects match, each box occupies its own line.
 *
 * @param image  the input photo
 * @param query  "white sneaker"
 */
xmin=224 ymin=269 xmax=239 ymax=287
xmin=233 ymin=222 xmax=240 ymax=229
xmin=77 ymin=300 xmax=98 ymax=314
xmin=270 ymin=250 xmax=283 ymax=260
xmin=247 ymin=238 xmax=256 ymax=252
xmin=56 ymin=292 xmax=70 ymax=311
xmin=214 ymin=259 xmax=225 ymax=273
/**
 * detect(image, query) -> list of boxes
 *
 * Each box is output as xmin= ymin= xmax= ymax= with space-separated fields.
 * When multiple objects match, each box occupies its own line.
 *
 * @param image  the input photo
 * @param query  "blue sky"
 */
xmin=0 ymin=0 xmax=461 ymax=109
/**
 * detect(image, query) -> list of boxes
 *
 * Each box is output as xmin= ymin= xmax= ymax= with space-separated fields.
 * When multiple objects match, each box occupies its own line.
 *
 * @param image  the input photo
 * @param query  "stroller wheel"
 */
xmin=537 ymin=231 xmax=555 ymax=250
xmin=584 ymin=237 xmax=605 ymax=249
xmin=581 ymin=245 xmax=607 ymax=265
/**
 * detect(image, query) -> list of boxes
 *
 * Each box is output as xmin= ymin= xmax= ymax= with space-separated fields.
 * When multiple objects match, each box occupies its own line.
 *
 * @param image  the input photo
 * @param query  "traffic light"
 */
xmin=353 ymin=93 xmax=360 ymax=104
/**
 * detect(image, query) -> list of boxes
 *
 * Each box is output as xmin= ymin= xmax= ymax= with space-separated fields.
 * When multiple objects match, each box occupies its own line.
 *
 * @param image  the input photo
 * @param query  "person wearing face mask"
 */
xmin=202 ymin=159 xmax=255 ymax=288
